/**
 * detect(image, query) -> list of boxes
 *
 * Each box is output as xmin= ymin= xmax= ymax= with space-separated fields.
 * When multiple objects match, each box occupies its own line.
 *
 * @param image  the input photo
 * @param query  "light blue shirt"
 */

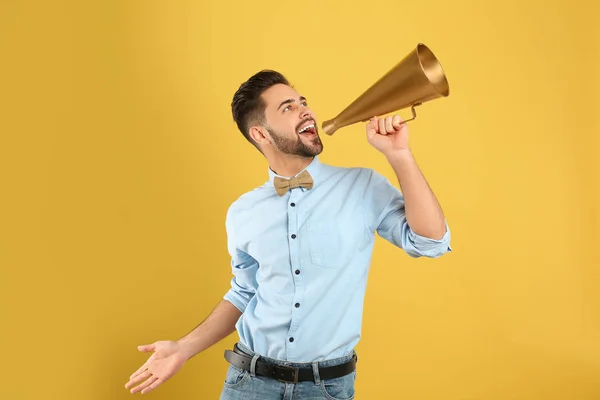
xmin=223 ymin=156 xmax=451 ymax=362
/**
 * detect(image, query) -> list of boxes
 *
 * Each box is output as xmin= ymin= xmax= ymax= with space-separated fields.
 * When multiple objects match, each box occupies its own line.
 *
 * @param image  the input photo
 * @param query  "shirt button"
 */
xmin=295 ymin=303 xmax=300 ymax=308
xmin=289 ymin=337 xmax=294 ymax=342
xmin=290 ymin=203 xmax=296 ymax=207
xmin=295 ymin=269 xmax=300 ymax=275
xmin=291 ymin=234 xmax=297 ymax=239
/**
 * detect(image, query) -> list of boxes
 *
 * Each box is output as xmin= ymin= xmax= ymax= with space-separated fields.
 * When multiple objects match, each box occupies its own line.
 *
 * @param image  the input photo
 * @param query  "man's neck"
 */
xmin=268 ymin=155 xmax=314 ymax=178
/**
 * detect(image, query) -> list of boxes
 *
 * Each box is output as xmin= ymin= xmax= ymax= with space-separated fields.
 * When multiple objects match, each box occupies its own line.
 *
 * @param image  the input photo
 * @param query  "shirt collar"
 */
xmin=268 ymin=156 xmax=324 ymax=187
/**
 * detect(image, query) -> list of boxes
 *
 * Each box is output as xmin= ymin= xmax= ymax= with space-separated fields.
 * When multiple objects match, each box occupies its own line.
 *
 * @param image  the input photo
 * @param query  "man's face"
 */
xmin=259 ymin=84 xmax=323 ymax=157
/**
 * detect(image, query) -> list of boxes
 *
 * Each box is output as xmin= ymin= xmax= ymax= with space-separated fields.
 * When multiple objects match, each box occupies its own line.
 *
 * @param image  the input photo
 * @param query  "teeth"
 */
xmin=299 ymin=124 xmax=315 ymax=133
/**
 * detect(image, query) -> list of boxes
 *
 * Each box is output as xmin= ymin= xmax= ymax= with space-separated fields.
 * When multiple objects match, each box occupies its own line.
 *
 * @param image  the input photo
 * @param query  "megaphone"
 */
xmin=322 ymin=43 xmax=449 ymax=135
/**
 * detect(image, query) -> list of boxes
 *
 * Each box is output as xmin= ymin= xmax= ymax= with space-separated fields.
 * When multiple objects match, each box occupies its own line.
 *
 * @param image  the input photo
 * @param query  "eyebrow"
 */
xmin=277 ymin=96 xmax=306 ymax=111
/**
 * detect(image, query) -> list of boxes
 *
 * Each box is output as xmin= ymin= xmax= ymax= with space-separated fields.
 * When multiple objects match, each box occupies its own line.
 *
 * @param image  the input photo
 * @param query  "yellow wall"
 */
xmin=1 ymin=0 xmax=598 ymax=399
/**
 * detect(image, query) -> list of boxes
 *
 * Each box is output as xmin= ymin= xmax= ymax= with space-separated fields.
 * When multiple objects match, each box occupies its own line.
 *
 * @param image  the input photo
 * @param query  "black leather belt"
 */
xmin=224 ymin=344 xmax=357 ymax=383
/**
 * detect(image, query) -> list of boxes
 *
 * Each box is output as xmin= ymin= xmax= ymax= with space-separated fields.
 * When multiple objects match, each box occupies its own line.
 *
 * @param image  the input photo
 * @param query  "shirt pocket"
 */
xmin=307 ymin=220 xmax=356 ymax=268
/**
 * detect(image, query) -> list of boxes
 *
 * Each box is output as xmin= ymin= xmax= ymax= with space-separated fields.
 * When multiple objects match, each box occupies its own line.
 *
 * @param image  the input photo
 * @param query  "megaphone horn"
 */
xmin=322 ymin=43 xmax=449 ymax=136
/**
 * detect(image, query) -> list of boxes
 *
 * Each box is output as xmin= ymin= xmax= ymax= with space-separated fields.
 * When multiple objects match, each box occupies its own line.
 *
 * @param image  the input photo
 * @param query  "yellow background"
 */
xmin=1 ymin=0 xmax=599 ymax=399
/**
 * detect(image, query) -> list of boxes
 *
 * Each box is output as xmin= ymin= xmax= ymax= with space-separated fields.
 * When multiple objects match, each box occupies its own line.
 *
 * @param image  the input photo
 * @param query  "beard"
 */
xmin=266 ymin=125 xmax=323 ymax=157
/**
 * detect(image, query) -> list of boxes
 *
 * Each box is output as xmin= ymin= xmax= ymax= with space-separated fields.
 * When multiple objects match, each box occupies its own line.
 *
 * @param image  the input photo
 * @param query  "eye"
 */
xmin=301 ymin=101 xmax=308 ymax=106
xmin=283 ymin=105 xmax=291 ymax=112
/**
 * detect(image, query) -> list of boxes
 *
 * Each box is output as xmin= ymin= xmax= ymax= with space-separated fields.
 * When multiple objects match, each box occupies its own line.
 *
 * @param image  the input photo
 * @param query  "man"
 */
xmin=125 ymin=70 xmax=451 ymax=399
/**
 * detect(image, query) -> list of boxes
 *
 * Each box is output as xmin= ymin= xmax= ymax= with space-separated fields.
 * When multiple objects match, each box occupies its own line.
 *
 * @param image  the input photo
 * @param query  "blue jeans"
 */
xmin=220 ymin=342 xmax=357 ymax=400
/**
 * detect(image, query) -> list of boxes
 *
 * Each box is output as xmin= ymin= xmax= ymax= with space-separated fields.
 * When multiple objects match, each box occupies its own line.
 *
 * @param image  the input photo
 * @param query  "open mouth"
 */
xmin=297 ymin=121 xmax=317 ymax=136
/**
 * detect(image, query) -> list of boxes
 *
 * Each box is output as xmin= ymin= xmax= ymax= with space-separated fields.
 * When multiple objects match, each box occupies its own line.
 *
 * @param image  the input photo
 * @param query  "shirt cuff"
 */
xmin=223 ymin=290 xmax=248 ymax=313
xmin=405 ymin=222 xmax=452 ymax=258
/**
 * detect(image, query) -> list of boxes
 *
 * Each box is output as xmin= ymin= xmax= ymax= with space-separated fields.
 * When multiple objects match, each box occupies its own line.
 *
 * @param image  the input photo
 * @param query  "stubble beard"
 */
xmin=267 ymin=126 xmax=323 ymax=157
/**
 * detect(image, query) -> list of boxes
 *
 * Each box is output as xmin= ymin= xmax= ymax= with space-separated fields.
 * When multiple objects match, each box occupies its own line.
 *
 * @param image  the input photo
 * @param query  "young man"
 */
xmin=125 ymin=70 xmax=451 ymax=399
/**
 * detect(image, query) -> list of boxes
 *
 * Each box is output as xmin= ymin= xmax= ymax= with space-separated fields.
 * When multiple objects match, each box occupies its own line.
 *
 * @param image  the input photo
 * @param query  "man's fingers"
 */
xmin=378 ymin=118 xmax=387 ymax=135
xmin=138 ymin=343 xmax=155 ymax=353
xmin=129 ymin=364 xmax=149 ymax=380
xmin=127 ymin=372 xmax=153 ymax=393
xmin=367 ymin=117 xmax=378 ymax=132
xmin=135 ymin=375 xmax=159 ymax=394
xmin=366 ymin=118 xmax=379 ymax=142
xmin=385 ymin=116 xmax=394 ymax=133
xmin=127 ymin=369 xmax=152 ymax=389
xmin=141 ymin=377 xmax=163 ymax=395
xmin=128 ymin=369 xmax=152 ymax=386
xmin=392 ymin=114 xmax=404 ymax=130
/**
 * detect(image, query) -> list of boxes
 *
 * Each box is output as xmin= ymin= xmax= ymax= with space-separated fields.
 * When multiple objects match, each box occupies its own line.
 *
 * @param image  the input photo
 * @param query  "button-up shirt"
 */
xmin=223 ymin=156 xmax=451 ymax=362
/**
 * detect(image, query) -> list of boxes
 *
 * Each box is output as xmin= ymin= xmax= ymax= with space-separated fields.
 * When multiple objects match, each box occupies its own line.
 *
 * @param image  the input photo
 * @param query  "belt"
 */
xmin=224 ymin=344 xmax=357 ymax=383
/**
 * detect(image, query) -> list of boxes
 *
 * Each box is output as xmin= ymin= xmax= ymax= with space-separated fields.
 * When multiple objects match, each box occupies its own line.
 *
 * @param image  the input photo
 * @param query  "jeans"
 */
xmin=220 ymin=342 xmax=357 ymax=400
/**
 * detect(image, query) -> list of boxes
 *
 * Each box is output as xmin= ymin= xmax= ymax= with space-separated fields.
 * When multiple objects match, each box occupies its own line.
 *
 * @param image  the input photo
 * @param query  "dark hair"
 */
xmin=231 ymin=70 xmax=290 ymax=147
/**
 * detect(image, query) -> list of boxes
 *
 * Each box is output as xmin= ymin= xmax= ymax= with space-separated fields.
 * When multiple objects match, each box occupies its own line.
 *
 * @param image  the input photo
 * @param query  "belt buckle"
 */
xmin=275 ymin=365 xmax=299 ymax=383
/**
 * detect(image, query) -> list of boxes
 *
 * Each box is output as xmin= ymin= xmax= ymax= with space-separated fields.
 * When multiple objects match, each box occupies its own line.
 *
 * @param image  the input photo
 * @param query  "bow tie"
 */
xmin=273 ymin=170 xmax=314 ymax=197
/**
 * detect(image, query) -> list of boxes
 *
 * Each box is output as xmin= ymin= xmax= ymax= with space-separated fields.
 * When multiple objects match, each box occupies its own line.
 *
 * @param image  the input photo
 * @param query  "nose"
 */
xmin=299 ymin=104 xmax=311 ymax=120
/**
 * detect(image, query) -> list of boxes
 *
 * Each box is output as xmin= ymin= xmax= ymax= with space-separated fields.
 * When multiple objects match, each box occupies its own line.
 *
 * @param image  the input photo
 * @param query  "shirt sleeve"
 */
xmin=222 ymin=205 xmax=259 ymax=313
xmin=362 ymin=169 xmax=452 ymax=258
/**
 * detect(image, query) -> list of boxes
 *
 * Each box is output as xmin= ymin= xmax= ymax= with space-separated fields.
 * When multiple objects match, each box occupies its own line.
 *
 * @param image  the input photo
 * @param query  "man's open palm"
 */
xmin=125 ymin=340 xmax=187 ymax=395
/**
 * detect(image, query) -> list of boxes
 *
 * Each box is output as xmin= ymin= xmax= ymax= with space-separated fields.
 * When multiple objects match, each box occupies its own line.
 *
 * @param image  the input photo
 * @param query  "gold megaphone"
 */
xmin=322 ymin=43 xmax=449 ymax=135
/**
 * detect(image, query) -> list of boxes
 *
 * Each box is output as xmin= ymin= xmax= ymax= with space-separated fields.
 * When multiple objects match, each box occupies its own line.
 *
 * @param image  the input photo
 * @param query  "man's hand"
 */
xmin=366 ymin=114 xmax=448 ymax=241
xmin=366 ymin=115 xmax=410 ymax=156
xmin=124 ymin=340 xmax=188 ymax=395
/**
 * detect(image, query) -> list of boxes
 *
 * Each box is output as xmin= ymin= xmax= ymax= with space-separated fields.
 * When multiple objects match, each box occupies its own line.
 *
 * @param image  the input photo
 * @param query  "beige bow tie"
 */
xmin=273 ymin=170 xmax=314 ymax=197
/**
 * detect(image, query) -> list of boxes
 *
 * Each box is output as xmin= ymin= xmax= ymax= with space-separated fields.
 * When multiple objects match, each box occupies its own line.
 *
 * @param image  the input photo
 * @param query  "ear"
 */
xmin=249 ymin=126 xmax=271 ymax=146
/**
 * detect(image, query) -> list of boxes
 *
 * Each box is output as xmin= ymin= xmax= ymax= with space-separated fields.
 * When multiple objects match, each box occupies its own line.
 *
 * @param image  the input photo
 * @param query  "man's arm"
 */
xmin=385 ymin=150 xmax=446 ymax=240
xmin=125 ymin=251 xmax=257 ymax=395
xmin=177 ymin=299 xmax=242 ymax=360
xmin=178 ymin=205 xmax=258 ymax=360
xmin=363 ymin=114 xmax=450 ymax=258
xmin=124 ymin=206 xmax=256 ymax=395
xmin=124 ymin=299 xmax=242 ymax=395
xmin=179 ymin=203 xmax=261 ymax=361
